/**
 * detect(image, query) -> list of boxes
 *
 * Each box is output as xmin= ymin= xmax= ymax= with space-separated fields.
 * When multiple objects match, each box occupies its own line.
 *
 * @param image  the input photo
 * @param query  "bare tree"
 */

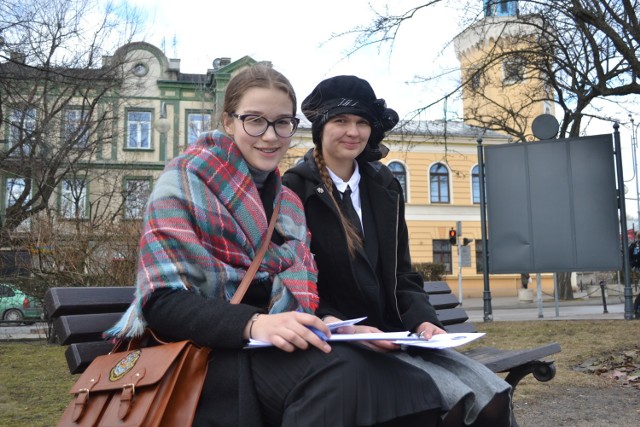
xmin=0 ymin=0 xmax=142 ymax=241
xmin=0 ymin=0 xmax=148 ymax=298
xmin=21 ymin=168 xmax=146 ymax=297
xmin=338 ymin=0 xmax=640 ymax=299
xmin=341 ymin=0 xmax=639 ymax=136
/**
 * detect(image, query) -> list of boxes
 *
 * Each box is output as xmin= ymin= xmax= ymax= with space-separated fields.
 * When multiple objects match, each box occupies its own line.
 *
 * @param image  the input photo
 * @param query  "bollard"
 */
xmin=599 ymin=280 xmax=608 ymax=314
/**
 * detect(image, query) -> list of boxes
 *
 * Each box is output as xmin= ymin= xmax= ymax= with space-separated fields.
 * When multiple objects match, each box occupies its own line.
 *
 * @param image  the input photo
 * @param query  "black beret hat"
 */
xmin=301 ymin=75 xmax=399 ymax=161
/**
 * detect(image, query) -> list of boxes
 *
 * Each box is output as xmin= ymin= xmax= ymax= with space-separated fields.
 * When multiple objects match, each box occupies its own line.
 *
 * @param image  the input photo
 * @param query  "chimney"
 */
xmin=10 ymin=51 xmax=26 ymax=64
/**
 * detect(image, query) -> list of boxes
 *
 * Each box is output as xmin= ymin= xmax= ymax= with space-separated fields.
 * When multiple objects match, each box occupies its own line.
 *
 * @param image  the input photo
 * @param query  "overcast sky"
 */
xmin=131 ymin=0 xmax=640 ymax=221
xmin=132 ymin=0 xmax=464 ymax=119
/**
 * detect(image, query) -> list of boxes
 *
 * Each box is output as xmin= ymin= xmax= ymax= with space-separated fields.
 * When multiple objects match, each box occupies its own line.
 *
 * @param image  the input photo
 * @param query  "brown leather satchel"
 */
xmin=56 ymin=333 xmax=210 ymax=427
xmin=57 ymin=200 xmax=281 ymax=427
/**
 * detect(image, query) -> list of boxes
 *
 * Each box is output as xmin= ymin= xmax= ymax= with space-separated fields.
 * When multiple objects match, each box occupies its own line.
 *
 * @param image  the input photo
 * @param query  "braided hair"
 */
xmin=312 ymin=147 xmax=362 ymax=258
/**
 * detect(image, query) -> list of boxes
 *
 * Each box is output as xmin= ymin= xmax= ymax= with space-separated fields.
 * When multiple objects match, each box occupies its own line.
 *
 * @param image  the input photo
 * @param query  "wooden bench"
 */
xmin=424 ymin=281 xmax=561 ymax=390
xmin=46 ymin=283 xmax=561 ymax=425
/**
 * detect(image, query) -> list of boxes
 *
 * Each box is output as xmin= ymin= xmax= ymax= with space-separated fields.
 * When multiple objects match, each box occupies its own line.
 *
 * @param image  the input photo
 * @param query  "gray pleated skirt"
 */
xmin=395 ymin=347 xmax=512 ymax=424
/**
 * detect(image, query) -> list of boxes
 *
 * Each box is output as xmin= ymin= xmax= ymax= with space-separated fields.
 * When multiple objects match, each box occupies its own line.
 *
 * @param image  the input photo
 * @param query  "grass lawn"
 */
xmin=0 ymin=319 xmax=638 ymax=426
xmin=0 ymin=341 xmax=74 ymax=427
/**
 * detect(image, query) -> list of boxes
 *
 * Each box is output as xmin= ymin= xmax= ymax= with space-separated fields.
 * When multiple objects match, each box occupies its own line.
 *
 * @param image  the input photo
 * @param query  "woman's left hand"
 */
xmin=414 ymin=322 xmax=446 ymax=340
xmin=335 ymin=324 xmax=400 ymax=353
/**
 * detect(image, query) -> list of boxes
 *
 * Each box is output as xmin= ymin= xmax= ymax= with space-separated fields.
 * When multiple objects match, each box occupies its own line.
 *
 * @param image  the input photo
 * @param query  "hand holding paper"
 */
xmin=246 ymin=317 xmax=485 ymax=349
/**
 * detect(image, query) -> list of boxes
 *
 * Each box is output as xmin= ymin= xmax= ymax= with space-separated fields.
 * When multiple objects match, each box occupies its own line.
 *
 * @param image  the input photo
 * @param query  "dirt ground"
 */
xmin=513 ymin=385 xmax=640 ymax=426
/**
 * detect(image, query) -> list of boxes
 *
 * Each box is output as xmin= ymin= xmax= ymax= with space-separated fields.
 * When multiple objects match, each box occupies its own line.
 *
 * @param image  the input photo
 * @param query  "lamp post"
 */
xmin=154 ymin=102 xmax=171 ymax=164
xmin=477 ymin=137 xmax=493 ymax=322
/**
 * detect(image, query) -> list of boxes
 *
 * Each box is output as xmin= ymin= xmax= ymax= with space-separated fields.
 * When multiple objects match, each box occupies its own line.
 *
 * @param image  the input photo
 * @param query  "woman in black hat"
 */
xmin=283 ymin=75 xmax=512 ymax=426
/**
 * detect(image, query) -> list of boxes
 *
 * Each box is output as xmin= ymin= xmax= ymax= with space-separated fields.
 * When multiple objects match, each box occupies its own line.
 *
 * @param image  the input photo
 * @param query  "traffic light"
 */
xmin=462 ymin=238 xmax=473 ymax=246
xmin=448 ymin=228 xmax=457 ymax=245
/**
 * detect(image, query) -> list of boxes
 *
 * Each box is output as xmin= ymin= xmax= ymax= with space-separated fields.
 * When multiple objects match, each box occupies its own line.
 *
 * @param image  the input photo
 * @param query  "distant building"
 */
xmin=455 ymin=0 xmax=554 ymax=140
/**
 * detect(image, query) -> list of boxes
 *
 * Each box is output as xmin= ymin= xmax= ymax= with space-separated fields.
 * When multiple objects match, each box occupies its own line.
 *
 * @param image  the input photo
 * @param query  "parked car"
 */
xmin=0 ymin=284 xmax=44 ymax=324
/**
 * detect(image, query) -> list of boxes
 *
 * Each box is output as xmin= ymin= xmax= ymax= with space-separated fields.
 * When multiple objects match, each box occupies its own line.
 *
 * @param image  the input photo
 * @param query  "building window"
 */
xmin=9 ymin=108 xmax=36 ymax=154
xmin=60 ymin=178 xmax=87 ymax=219
xmin=475 ymin=239 xmax=485 ymax=273
xmin=187 ymin=113 xmax=211 ymax=145
xmin=131 ymin=63 xmax=148 ymax=77
xmin=468 ymin=68 xmax=482 ymax=92
xmin=124 ymin=178 xmax=151 ymax=219
xmin=485 ymin=0 xmax=518 ymax=17
xmin=388 ymin=161 xmax=407 ymax=201
xmin=5 ymin=177 xmax=31 ymax=230
xmin=6 ymin=177 xmax=29 ymax=207
xmin=472 ymin=165 xmax=481 ymax=204
xmin=433 ymin=239 xmax=452 ymax=274
xmin=430 ymin=163 xmax=450 ymax=203
xmin=503 ymin=57 xmax=526 ymax=84
xmin=127 ymin=111 xmax=152 ymax=149
xmin=65 ymin=109 xmax=89 ymax=147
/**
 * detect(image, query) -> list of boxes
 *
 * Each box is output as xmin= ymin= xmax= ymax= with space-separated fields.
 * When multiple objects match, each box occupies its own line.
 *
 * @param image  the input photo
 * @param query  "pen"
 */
xmin=307 ymin=325 xmax=329 ymax=341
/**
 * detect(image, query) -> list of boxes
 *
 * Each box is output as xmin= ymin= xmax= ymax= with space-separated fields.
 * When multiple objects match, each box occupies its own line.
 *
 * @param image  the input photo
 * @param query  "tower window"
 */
xmin=503 ymin=58 xmax=526 ymax=84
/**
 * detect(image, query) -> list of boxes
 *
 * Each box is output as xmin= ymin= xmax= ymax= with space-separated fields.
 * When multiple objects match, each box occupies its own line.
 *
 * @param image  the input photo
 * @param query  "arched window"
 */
xmin=430 ymin=163 xmax=449 ymax=203
xmin=472 ymin=165 xmax=480 ymax=204
xmin=388 ymin=161 xmax=407 ymax=201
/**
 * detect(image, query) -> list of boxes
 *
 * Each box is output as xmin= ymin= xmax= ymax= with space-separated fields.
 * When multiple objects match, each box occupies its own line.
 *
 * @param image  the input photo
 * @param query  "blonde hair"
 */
xmin=312 ymin=147 xmax=362 ymax=258
xmin=222 ymin=63 xmax=297 ymax=121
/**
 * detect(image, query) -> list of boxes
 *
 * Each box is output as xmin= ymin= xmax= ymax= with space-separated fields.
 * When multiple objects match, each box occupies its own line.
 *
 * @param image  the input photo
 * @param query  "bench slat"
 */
xmin=45 ymin=287 xmax=135 ymax=318
xmin=65 ymin=341 xmax=115 ymax=375
xmin=428 ymin=293 xmax=460 ymax=310
xmin=443 ymin=323 xmax=478 ymax=333
xmin=463 ymin=343 xmax=561 ymax=373
xmin=435 ymin=307 xmax=469 ymax=325
xmin=423 ymin=282 xmax=452 ymax=294
xmin=55 ymin=313 xmax=123 ymax=345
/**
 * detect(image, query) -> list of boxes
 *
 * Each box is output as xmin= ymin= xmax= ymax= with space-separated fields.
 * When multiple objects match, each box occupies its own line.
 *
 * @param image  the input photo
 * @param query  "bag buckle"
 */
xmin=72 ymin=377 xmax=99 ymax=422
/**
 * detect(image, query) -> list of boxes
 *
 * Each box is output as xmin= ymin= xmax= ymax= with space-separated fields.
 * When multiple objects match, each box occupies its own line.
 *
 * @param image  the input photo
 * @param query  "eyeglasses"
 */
xmin=231 ymin=113 xmax=300 ymax=138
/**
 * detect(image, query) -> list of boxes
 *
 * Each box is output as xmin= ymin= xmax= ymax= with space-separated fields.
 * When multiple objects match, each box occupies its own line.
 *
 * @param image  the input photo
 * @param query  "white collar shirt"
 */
xmin=327 ymin=162 xmax=363 ymax=225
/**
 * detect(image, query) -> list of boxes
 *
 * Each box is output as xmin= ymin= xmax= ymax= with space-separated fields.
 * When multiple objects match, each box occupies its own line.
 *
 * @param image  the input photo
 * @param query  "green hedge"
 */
xmin=412 ymin=262 xmax=446 ymax=281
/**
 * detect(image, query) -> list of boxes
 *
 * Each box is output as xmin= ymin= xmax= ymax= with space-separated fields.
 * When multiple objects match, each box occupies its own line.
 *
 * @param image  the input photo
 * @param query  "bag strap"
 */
xmin=230 ymin=198 xmax=281 ymax=304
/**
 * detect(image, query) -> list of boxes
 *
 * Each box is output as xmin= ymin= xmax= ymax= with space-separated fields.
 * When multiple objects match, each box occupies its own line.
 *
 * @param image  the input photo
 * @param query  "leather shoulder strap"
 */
xmin=230 ymin=198 xmax=281 ymax=304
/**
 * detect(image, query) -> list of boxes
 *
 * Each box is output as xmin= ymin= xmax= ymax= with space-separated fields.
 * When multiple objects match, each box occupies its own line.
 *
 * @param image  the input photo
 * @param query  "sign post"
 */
xmin=456 ymin=221 xmax=463 ymax=304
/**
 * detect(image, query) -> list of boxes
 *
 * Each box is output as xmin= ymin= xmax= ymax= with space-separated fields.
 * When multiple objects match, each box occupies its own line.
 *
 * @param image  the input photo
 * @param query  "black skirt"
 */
xmin=250 ymin=342 xmax=442 ymax=427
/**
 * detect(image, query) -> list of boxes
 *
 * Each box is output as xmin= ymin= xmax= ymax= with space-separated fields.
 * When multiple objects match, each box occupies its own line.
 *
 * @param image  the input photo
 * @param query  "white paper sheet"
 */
xmin=326 ymin=316 xmax=367 ymax=331
xmin=246 ymin=319 xmax=485 ymax=350
xmin=394 ymin=332 xmax=485 ymax=349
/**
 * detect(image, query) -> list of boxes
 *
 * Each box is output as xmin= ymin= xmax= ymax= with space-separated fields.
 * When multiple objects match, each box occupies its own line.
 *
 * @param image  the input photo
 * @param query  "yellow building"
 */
xmin=454 ymin=5 xmax=554 ymax=141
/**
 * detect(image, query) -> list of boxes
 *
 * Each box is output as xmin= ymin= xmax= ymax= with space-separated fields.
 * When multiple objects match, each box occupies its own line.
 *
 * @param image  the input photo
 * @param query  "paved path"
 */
xmin=462 ymin=294 xmax=631 ymax=322
xmin=0 ymin=323 xmax=48 ymax=341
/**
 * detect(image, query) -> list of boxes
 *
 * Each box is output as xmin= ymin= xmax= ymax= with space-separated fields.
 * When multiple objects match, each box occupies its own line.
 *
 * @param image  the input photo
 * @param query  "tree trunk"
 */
xmin=556 ymin=271 xmax=574 ymax=300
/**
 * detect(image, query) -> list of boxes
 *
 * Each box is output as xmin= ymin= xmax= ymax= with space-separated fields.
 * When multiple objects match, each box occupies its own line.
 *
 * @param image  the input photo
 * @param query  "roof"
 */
xmin=295 ymin=114 xmax=510 ymax=140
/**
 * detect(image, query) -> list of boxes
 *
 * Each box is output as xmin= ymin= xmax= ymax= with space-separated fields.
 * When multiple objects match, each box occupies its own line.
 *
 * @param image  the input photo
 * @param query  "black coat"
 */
xmin=282 ymin=153 xmax=442 ymax=332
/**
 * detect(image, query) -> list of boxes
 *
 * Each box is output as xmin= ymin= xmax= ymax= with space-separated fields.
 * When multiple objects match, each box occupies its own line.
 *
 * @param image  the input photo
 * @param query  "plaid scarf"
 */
xmin=108 ymin=130 xmax=318 ymax=338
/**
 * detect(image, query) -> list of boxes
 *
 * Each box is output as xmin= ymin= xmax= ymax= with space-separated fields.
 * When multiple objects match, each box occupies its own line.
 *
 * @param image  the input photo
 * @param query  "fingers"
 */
xmin=416 ymin=322 xmax=447 ymax=340
xmin=251 ymin=312 xmax=332 ymax=354
xmin=334 ymin=325 xmax=356 ymax=334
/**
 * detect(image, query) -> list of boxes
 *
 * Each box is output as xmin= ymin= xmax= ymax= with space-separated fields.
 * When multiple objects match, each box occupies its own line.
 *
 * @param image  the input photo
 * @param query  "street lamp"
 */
xmin=154 ymin=102 xmax=171 ymax=164
xmin=154 ymin=102 xmax=171 ymax=134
